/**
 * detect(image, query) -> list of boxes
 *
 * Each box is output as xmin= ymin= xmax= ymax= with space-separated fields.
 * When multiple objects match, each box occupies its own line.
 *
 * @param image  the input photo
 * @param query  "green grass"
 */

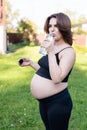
xmin=0 ymin=43 xmax=87 ymax=130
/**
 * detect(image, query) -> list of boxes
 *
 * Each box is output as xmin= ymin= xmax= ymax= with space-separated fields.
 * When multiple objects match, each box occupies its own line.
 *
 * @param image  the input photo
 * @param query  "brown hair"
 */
xmin=44 ymin=13 xmax=73 ymax=45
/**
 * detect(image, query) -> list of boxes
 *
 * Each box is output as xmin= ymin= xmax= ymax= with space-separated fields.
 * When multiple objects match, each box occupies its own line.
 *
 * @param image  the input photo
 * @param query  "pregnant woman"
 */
xmin=18 ymin=12 xmax=76 ymax=130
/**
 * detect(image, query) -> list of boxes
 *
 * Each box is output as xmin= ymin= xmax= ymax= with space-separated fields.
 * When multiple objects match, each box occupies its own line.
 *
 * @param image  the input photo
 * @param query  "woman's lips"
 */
xmin=52 ymin=33 xmax=56 ymax=37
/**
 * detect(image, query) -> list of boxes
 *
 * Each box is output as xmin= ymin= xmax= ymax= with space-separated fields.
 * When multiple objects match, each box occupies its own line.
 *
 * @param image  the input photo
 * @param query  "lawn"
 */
xmin=0 ymin=43 xmax=87 ymax=130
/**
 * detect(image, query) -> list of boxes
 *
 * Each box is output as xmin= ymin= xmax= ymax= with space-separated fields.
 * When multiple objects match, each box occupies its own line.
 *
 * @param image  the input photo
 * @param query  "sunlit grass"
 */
xmin=0 ymin=43 xmax=87 ymax=130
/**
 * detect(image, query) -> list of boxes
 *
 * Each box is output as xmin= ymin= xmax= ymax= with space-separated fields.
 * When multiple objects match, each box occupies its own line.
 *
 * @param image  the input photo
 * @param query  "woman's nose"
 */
xmin=51 ymin=26 xmax=55 ymax=31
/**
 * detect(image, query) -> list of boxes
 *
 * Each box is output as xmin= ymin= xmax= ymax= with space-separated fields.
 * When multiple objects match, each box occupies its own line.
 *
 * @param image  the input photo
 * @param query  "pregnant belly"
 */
xmin=30 ymin=74 xmax=67 ymax=99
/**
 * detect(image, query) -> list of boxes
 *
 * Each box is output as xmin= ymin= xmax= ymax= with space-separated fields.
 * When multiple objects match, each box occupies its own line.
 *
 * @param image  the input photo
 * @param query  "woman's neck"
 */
xmin=54 ymin=39 xmax=65 ymax=46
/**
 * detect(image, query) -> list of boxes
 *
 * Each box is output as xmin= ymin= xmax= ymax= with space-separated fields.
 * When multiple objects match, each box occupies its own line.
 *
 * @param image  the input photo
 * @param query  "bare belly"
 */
xmin=30 ymin=74 xmax=68 ymax=99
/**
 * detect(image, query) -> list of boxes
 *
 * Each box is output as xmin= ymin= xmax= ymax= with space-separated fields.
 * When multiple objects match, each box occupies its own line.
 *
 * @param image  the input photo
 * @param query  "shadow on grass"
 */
xmin=8 ymin=42 xmax=29 ymax=53
xmin=8 ymin=42 xmax=38 ymax=53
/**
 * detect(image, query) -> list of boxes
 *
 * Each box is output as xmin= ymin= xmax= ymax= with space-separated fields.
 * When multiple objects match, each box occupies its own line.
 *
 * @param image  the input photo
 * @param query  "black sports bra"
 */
xmin=36 ymin=47 xmax=73 ymax=82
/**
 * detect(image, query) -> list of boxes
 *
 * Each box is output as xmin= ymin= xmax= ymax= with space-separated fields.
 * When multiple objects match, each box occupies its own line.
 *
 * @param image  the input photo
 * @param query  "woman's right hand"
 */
xmin=18 ymin=58 xmax=32 ymax=67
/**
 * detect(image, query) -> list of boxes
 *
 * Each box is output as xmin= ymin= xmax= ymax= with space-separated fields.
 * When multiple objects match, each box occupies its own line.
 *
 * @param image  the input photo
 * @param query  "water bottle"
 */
xmin=39 ymin=33 xmax=53 ymax=56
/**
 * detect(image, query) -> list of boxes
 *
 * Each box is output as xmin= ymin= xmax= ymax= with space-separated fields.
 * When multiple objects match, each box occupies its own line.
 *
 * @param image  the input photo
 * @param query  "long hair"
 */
xmin=44 ymin=13 xmax=73 ymax=46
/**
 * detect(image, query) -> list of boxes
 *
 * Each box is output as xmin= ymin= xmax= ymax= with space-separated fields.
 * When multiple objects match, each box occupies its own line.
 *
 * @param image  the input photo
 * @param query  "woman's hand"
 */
xmin=41 ymin=34 xmax=55 ymax=53
xmin=18 ymin=58 xmax=40 ymax=70
xmin=18 ymin=58 xmax=32 ymax=67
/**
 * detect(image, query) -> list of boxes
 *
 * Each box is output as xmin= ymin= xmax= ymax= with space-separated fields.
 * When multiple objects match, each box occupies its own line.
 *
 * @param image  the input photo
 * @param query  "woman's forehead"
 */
xmin=49 ymin=17 xmax=57 ymax=24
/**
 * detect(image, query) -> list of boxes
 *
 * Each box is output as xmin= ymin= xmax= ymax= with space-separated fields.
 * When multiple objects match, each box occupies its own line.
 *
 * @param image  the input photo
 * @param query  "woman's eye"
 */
xmin=54 ymin=25 xmax=57 ymax=27
xmin=48 ymin=25 xmax=52 ymax=28
xmin=48 ymin=24 xmax=57 ymax=28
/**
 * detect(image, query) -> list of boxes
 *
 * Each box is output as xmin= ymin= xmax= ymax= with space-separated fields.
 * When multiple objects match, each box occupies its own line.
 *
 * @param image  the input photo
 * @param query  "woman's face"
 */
xmin=48 ymin=17 xmax=63 ymax=42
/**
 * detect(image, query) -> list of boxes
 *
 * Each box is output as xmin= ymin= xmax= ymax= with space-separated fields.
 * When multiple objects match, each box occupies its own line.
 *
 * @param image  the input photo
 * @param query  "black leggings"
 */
xmin=38 ymin=88 xmax=73 ymax=130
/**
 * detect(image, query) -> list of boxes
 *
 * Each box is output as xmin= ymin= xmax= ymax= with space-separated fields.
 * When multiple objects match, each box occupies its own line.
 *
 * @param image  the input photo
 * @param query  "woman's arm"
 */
xmin=18 ymin=58 xmax=40 ymax=71
xmin=48 ymin=48 xmax=76 ymax=84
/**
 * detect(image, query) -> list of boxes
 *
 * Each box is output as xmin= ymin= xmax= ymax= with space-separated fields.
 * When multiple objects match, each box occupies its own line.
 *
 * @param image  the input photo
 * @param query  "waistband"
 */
xmin=37 ymin=88 xmax=69 ymax=103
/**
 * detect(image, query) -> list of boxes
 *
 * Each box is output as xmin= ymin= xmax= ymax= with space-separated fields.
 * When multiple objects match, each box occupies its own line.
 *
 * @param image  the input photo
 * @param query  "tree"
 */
xmin=17 ymin=18 xmax=37 ymax=42
xmin=5 ymin=0 xmax=20 ymax=32
xmin=64 ymin=9 xmax=87 ymax=34
xmin=5 ymin=1 xmax=38 ymax=40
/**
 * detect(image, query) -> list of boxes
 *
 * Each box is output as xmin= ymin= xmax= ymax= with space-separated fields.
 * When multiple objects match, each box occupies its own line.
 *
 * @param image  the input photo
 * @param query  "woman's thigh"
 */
xmin=47 ymin=92 xmax=73 ymax=130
